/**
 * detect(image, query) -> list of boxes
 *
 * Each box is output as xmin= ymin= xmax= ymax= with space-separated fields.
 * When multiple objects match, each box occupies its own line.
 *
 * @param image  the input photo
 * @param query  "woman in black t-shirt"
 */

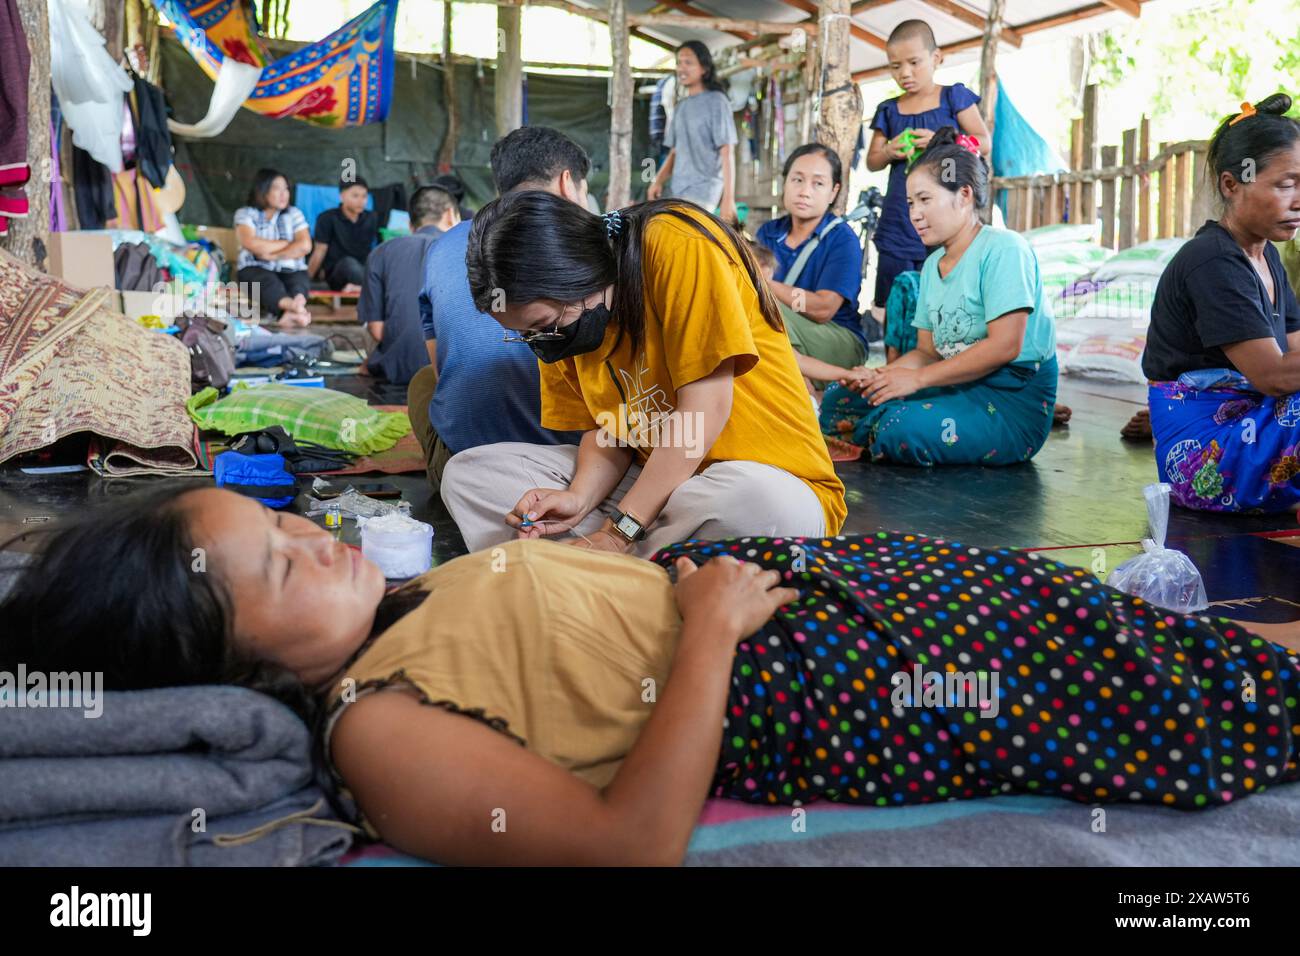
xmin=1144 ymin=94 xmax=1300 ymax=512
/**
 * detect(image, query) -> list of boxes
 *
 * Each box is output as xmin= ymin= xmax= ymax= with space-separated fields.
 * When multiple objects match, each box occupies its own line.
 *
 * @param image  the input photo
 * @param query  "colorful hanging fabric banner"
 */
xmin=153 ymin=0 xmax=399 ymax=127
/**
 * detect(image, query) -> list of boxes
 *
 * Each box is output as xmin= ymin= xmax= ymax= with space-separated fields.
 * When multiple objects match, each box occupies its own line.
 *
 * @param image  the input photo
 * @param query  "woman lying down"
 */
xmin=4 ymin=486 xmax=1298 ymax=866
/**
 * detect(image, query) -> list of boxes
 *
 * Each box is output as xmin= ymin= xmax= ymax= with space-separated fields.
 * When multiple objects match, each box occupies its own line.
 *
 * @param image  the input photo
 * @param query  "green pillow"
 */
xmin=187 ymin=384 xmax=410 ymax=455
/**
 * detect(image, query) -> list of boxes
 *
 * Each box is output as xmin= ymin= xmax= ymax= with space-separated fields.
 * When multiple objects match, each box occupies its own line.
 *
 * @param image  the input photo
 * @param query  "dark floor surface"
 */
xmin=2 ymin=374 xmax=1296 ymax=620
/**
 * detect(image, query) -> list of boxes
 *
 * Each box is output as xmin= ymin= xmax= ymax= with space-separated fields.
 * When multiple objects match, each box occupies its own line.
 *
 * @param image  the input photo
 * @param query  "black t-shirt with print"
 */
xmin=1143 ymin=220 xmax=1300 ymax=381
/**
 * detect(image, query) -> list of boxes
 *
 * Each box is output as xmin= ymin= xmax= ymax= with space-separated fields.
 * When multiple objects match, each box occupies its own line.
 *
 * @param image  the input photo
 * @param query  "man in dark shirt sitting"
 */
xmin=357 ymin=186 xmax=460 ymax=386
xmin=308 ymin=176 xmax=378 ymax=291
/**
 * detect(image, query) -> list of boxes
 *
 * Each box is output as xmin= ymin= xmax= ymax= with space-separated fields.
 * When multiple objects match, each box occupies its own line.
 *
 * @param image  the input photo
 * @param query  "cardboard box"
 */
xmin=47 ymin=231 xmax=116 ymax=292
xmin=191 ymin=225 xmax=240 ymax=271
xmin=118 ymin=289 xmax=179 ymax=322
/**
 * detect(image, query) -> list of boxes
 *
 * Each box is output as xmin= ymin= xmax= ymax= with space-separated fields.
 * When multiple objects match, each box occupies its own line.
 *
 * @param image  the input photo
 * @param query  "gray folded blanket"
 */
xmin=0 ymin=685 xmax=354 ymax=866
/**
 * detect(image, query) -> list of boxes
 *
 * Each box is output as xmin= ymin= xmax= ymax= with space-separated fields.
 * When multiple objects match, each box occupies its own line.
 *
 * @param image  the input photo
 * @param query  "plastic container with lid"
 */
xmin=360 ymin=513 xmax=434 ymax=579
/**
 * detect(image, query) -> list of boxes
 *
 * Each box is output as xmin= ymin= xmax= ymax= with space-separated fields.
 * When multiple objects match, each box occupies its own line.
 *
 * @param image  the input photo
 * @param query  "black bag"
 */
xmin=228 ymin=426 xmax=358 ymax=474
xmin=114 ymin=242 xmax=166 ymax=292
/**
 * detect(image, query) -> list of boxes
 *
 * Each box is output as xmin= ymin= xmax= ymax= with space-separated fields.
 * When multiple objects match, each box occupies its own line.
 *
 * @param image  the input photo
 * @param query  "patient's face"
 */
xmin=184 ymin=489 xmax=386 ymax=686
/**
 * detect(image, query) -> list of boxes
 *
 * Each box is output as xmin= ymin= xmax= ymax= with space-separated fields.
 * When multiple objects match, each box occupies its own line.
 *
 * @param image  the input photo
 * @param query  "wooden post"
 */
xmin=799 ymin=33 xmax=818 ymax=146
xmin=815 ymin=0 xmax=861 ymax=216
xmin=1174 ymin=148 xmax=1190 ymax=237
xmin=1069 ymin=117 xmax=1082 ymax=223
xmin=1138 ymin=117 xmax=1151 ymax=243
xmin=2 ymin=0 xmax=51 ymax=271
xmin=1118 ymin=127 xmax=1135 ymax=250
xmin=977 ymin=0 xmax=1004 ymax=224
xmin=437 ymin=2 xmax=459 ymax=172
xmin=494 ymin=4 xmax=523 ymax=136
xmin=608 ymin=0 xmax=633 ymax=209
xmin=88 ymin=0 xmax=125 ymax=63
xmin=1079 ymin=84 xmax=1098 ymax=231
xmin=1100 ymin=145 xmax=1118 ymax=249
xmin=1164 ymin=143 xmax=1175 ymax=238
xmin=977 ymin=0 xmax=1004 ymax=142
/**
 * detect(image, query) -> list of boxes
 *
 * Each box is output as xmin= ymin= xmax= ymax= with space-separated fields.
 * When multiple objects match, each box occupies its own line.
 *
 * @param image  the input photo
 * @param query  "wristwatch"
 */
xmin=609 ymin=508 xmax=648 ymax=543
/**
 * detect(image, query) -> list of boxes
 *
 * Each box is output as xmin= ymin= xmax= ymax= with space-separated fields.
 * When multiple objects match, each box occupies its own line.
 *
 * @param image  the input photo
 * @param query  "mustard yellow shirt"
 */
xmin=538 ymin=205 xmax=847 ymax=534
xmin=327 ymin=540 xmax=684 ymax=797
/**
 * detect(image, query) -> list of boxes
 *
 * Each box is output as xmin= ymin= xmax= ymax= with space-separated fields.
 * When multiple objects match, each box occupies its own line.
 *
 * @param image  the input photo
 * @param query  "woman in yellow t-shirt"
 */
xmin=443 ymin=193 xmax=846 ymax=558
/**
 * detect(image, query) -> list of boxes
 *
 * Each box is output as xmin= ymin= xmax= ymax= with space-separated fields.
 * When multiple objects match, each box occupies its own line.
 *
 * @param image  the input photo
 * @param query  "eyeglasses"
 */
xmin=502 ymin=324 xmax=566 ymax=344
xmin=502 ymin=302 xmax=572 ymax=344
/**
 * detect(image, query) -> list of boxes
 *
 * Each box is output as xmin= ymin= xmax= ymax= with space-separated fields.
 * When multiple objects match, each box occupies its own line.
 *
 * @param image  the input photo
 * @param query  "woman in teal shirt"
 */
xmin=821 ymin=126 xmax=1058 ymax=466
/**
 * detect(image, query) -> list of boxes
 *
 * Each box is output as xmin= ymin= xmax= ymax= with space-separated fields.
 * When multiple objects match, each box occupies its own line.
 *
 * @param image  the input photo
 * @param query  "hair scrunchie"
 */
xmin=603 ymin=209 xmax=624 ymax=239
xmin=954 ymin=133 xmax=982 ymax=157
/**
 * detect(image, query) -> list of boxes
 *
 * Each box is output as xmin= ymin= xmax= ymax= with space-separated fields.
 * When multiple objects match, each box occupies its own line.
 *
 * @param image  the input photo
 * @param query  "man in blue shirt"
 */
xmin=408 ymin=127 xmax=589 ymax=491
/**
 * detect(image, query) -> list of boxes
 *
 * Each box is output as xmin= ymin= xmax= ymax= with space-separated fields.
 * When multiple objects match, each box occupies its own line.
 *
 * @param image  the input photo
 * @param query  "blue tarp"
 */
xmin=992 ymin=78 xmax=1067 ymax=220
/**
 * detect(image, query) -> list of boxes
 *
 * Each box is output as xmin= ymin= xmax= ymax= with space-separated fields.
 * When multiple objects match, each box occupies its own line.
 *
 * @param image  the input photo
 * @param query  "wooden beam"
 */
xmin=816 ymin=0 xmax=862 ymax=217
xmin=921 ymin=0 xmax=1021 ymax=47
xmin=627 ymin=12 xmax=816 ymax=34
xmin=853 ymin=34 xmax=985 ymax=79
xmin=495 ymin=4 xmax=523 ymax=136
xmin=655 ymin=0 xmax=756 ymax=41
xmin=3 ymin=0 xmax=51 ymax=270
xmin=609 ymin=0 xmax=633 ymax=209
xmin=1098 ymin=0 xmax=1141 ymax=16
xmin=1017 ymin=1 xmax=1145 ymax=36
xmin=779 ymin=0 xmax=886 ymax=50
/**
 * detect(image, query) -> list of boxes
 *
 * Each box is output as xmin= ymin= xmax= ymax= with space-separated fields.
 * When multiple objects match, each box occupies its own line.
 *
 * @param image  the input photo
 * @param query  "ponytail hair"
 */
xmin=466 ymin=193 xmax=782 ymax=359
xmin=908 ymin=126 xmax=990 ymax=209
xmin=1205 ymin=93 xmax=1300 ymax=205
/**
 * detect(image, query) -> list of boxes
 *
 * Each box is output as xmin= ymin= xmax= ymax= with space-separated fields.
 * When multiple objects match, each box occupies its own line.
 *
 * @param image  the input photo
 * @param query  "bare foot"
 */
xmin=342 ymin=283 xmax=362 ymax=294
xmin=292 ymin=293 xmax=308 ymax=312
xmin=1053 ymin=404 xmax=1073 ymax=427
xmin=1121 ymin=407 xmax=1152 ymax=442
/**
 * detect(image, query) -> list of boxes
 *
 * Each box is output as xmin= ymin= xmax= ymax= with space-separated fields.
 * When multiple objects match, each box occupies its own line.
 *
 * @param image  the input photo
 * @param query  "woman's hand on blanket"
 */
xmin=863 ymin=365 xmax=925 ymax=405
xmin=672 ymin=555 xmax=800 ymax=640
xmin=506 ymin=488 xmax=590 ymax=539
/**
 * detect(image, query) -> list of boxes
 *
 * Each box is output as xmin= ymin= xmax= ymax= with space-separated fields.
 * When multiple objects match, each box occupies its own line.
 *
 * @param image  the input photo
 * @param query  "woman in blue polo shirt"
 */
xmin=821 ymin=127 xmax=1057 ymax=466
xmin=1143 ymin=94 xmax=1300 ymax=513
xmin=756 ymin=144 xmax=867 ymax=373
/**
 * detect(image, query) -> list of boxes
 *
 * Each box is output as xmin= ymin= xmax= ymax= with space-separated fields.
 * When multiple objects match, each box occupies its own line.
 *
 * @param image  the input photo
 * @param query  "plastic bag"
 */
xmin=1108 ymin=483 xmax=1208 ymax=613
xmin=304 ymin=486 xmax=411 ymax=523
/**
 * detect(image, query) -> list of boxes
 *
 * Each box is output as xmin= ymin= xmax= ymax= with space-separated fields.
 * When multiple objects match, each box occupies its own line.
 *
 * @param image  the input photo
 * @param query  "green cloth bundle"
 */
xmin=187 ymin=384 xmax=410 ymax=455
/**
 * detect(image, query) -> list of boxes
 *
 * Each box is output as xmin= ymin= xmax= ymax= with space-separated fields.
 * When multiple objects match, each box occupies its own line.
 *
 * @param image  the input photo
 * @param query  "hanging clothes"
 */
xmin=48 ymin=0 xmax=132 ymax=172
xmin=0 ymin=0 xmax=30 ymax=237
xmin=110 ymin=168 xmax=166 ymax=234
xmin=128 ymin=74 xmax=174 ymax=189
xmin=73 ymin=146 xmax=115 ymax=231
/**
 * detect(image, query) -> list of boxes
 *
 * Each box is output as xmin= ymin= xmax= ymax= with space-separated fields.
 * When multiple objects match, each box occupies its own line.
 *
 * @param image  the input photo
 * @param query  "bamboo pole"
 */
xmin=627 ymin=12 xmax=816 ymax=34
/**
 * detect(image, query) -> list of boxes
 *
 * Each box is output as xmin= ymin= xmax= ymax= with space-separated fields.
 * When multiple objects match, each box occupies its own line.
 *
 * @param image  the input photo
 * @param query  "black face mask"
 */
xmin=528 ymin=303 xmax=612 ymax=363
